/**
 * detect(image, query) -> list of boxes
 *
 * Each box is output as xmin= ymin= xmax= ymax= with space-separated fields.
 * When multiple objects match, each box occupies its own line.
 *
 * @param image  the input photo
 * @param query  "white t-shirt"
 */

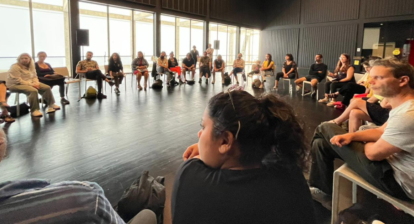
xmin=382 ymin=99 xmax=414 ymax=199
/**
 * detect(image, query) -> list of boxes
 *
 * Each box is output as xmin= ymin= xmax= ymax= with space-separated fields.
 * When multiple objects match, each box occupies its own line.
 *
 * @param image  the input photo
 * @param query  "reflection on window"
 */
xmin=191 ymin=20 xmax=204 ymax=64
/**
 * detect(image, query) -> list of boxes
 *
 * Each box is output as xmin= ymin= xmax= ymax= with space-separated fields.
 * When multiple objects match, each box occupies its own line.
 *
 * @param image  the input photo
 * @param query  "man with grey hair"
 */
xmin=309 ymin=58 xmax=414 ymax=210
xmin=0 ymin=129 xmax=156 ymax=224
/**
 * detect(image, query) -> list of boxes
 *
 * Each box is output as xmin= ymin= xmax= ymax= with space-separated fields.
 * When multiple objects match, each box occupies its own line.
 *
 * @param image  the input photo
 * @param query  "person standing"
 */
xmin=108 ymin=53 xmax=124 ymax=95
xmin=8 ymin=53 xmax=60 ymax=117
xmin=76 ymin=51 xmax=114 ymax=99
xmin=35 ymin=51 xmax=70 ymax=105
xmin=229 ymin=53 xmax=245 ymax=85
xmin=132 ymin=51 xmax=149 ymax=91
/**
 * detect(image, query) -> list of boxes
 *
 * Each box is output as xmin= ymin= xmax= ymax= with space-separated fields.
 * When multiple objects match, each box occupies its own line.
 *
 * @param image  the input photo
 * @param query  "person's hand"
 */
xmin=44 ymin=75 xmax=51 ymax=78
xmin=32 ymin=84 xmax=40 ymax=89
xmin=318 ymin=71 xmax=322 ymax=74
xmin=183 ymin=143 xmax=199 ymax=161
xmin=330 ymin=134 xmax=353 ymax=147
xmin=283 ymin=73 xmax=288 ymax=78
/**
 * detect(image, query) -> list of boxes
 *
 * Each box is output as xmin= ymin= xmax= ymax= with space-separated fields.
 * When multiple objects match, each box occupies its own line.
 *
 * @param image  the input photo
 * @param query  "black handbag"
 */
xmin=8 ymin=103 xmax=30 ymax=117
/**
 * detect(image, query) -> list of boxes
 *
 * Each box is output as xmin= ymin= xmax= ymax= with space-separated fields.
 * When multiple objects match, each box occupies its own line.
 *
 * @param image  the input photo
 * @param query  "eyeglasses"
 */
xmin=227 ymin=89 xmax=241 ymax=140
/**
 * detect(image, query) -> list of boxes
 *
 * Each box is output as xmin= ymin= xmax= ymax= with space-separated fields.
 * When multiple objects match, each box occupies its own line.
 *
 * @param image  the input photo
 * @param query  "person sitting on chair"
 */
xmin=182 ymin=53 xmax=195 ymax=82
xmin=35 ymin=52 xmax=70 ymax=105
xmin=108 ymin=53 xmax=124 ymax=95
xmin=260 ymin=53 xmax=275 ymax=88
xmin=229 ymin=53 xmax=245 ymax=85
xmin=157 ymin=51 xmax=172 ymax=84
xmin=8 ymin=53 xmax=60 ymax=117
xmin=172 ymin=91 xmax=316 ymax=224
xmin=318 ymin=53 xmax=355 ymax=106
xmin=76 ymin=51 xmax=114 ymax=99
xmin=199 ymin=51 xmax=211 ymax=84
xmin=0 ymin=82 xmax=14 ymax=123
xmin=132 ymin=51 xmax=149 ymax=91
xmin=275 ymin=54 xmax=297 ymax=91
xmin=0 ymin=129 xmax=157 ymax=224
xmin=213 ymin=55 xmax=225 ymax=85
xmin=294 ymin=54 xmax=327 ymax=98
xmin=168 ymin=52 xmax=182 ymax=84
xmin=309 ymin=58 xmax=414 ymax=211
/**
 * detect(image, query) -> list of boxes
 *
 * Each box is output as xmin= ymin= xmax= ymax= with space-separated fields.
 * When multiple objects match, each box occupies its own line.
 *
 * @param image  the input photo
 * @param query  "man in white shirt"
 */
xmin=309 ymin=58 xmax=414 ymax=210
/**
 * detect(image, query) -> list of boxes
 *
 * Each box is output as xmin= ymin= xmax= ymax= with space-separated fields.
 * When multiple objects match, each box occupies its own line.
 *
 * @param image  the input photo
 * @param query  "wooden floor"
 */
xmin=0 ymin=73 xmax=342 ymax=224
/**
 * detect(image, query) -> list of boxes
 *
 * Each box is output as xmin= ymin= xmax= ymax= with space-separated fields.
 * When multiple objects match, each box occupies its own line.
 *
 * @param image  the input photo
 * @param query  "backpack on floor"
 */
xmin=187 ymin=79 xmax=195 ymax=85
xmin=152 ymin=79 xmax=163 ymax=89
xmin=223 ymin=72 xmax=231 ymax=86
xmin=84 ymin=86 xmax=97 ymax=99
xmin=115 ymin=171 xmax=165 ymax=224
xmin=252 ymin=78 xmax=262 ymax=89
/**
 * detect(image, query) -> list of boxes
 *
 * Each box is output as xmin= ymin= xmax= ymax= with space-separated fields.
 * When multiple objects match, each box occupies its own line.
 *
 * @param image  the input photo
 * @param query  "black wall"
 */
xmin=261 ymin=0 xmax=414 ymax=71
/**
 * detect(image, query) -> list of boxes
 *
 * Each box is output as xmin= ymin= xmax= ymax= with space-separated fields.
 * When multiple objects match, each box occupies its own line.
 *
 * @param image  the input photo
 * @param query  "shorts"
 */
xmin=305 ymin=75 xmax=324 ymax=83
xmin=366 ymin=102 xmax=390 ymax=126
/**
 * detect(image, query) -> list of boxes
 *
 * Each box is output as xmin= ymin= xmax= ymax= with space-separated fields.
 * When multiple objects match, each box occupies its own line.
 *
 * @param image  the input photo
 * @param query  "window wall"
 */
xmin=240 ymin=28 xmax=260 ymax=64
xmin=161 ymin=14 xmax=205 ymax=62
xmin=209 ymin=23 xmax=237 ymax=67
xmin=79 ymin=2 xmax=154 ymax=72
xmin=0 ymin=0 xmax=70 ymax=72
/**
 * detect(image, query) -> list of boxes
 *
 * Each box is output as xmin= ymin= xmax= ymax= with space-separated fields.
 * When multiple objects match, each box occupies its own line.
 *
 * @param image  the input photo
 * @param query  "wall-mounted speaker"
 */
xmin=214 ymin=40 xmax=220 ymax=50
xmin=77 ymin=29 xmax=89 ymax=46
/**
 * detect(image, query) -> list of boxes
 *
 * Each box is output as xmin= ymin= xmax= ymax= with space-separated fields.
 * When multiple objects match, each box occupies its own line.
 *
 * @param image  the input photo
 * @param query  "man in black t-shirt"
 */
xmin=295 ymin=54 xmax=327 ymax=98
xmin=182 ymin=53 xmax=195 ymax=81
xmin=213 ymin=55 xmax=226 ymax=84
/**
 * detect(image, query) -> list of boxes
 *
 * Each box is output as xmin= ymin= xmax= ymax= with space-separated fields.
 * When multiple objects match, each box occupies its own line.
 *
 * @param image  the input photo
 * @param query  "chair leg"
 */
xmin=16 ymin=93 xmax=20 ymax=117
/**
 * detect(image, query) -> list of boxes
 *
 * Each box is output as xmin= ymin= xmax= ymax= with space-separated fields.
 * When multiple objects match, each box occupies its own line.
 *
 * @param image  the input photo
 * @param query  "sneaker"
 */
xmin=115 ymin=88 xmax=120 ymax=95
xmin=327 ymin=101 xmax=336 ymax=107
xmin=309 ymin=187 xmax=332 ymax=211
xmin=318 ymin=98 xmax=329 ymax=103
xmin=50 ymin=104 xmax=60 ymax=110
xmin=61 ymin=98 xmax=70 ymax=105
xmin=97 ymin=93 xmax=107 ymax=99
xmin=296 ymin=86 xmax=302 ymax=92
xmin=47 ymin=107 xmax=56 ymax=113
xmin=31 ymin=110 xmax=43 ymax=117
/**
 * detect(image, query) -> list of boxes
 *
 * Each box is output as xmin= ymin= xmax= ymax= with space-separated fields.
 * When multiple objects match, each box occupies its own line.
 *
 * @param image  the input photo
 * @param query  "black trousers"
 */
xmin=276 ymin=72 xmax=296 ymax=81
xmin=38 ymin=77 xmax=65 ymax=97
xmin=86 ymin=70 xmax=106 ymax=94
xmin=309 ymin=123 xmax=410 ymax=200
xmin=200 ymin=67 xmax=211 ymax=77
xmin=324 ymin=81 xmax=350 ymax=94
xmin=338 ymin=83 xmax=366 ymax=106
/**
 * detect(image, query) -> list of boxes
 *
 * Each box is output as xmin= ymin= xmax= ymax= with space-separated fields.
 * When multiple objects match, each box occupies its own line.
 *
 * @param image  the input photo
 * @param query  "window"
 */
xmin=109 ymin=7 xmax=132 ymax=72
xmin=134 ymin=11 xmax=154 ymax=70
xmin=191 ymin=20 xmax=204 ymax=61
xmin=240 ymin=28 xmax=260 ymax=64
xmin=161 ymin=15 xmax=175 ymax=56
xmin=209 ymin=23 xmax=237 ymax=68
xmin=177 ymin=18 xmax=190 ymax=61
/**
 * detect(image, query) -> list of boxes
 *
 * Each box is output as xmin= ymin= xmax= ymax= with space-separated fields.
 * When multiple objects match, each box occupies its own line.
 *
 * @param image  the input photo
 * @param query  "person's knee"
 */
xmin=311 ymin=80 xmax=318 ymax=87
xmin=27 ymin=88 xmax=39 ymax=95
xmin=350 ymin=109 xmax=365 ymax=119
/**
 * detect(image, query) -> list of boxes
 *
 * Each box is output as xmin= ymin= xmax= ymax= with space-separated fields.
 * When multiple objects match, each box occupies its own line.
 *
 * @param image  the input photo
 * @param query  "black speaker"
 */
xmin=77 ymin=29 xmax=89 ymax=46
xmin=214 ymin=40 xmax=220 ymax=50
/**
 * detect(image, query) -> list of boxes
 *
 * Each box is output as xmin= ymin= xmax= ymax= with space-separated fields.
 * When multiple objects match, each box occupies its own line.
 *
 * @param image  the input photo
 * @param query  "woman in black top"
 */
xmin=35 ymin=52 xmax=69 ymax=105
xmin=275 ymin=54 xmax=297 ymax=90
xmin=172 ymin=91 xmax=316 ymax=224
xmin=108 ymin=53 xmax=124 ymax=95
xmin=168 ymin=52 xmax=182 ymax=84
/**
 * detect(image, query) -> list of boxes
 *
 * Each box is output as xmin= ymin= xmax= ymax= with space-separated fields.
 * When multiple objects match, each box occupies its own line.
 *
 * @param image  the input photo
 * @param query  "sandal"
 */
xmin=0 ymin=101 xmax=9 ymax=108
xmin=327 ymin=93 xmax=339 ymax=99
xmin=1 ymin=115 xmax=15 ymax=123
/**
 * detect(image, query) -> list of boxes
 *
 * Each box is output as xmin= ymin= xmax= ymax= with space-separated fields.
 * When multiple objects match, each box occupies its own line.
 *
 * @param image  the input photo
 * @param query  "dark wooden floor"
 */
xmin=0 ymin=73 xmax=342 ymax=224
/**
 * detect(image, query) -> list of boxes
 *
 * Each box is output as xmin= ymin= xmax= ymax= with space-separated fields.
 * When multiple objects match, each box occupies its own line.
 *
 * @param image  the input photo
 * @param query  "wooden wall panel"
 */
xmin=161 ymin=0 xmax=207 ymax=16
xmin=302 ymin=0 xmax=360 ymax=24
xmin=365 ymin=0 xmax=414 ymax=18
xmin=260 ymin=28 xmax=300 ymax=67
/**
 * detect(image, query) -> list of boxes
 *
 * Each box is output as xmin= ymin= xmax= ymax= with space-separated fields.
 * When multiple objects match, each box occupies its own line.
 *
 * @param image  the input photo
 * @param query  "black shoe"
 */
xmin=97 ymin=93 xmax=107 ymax=99
xmin=115 ymin=88 xmax=120 ymax=95
xmin=206 ymin=79 xmax=208 ymax=84
xmin=108 ymin=81 xmax=115 ymax=87
xmin=263 ymin=80 xmax=266 ymax=82
xmin=61 ymin=98 xmax=70 ymax=105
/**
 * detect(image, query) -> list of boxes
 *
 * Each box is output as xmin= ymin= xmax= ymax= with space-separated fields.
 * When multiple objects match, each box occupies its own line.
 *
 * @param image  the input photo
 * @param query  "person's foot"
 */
xmin=273 ymin=86 xmax=278 ymax=90
xmin=31 ymin=110 xmax=43 ymax=117
xmin=0 ymin=101 xmax=10 ymax=108
xmin=296 ymin=85 xmax=302 ymax=92
xmin=2 ymin=115 xmax=15 ymax=123
xmin=327 ymin=101 xmax=336 ymax=107
xmin=263 ymin=80 xmax=266 ymax=82
xmin=212 ymin=80 xmax=215 ymax=84
xmin=236 ymin=82 xmax=239 ymax=85
xmin=222 ymin=80 xmax=224 ymax=84
xmin=97 ymin=93 xmax=107 ymax=99
xmin=50 ymin=104 xmax=60 ymax=110
xmin=327 ymin=93 xmax=339 ymax=99
xmin=115 ymin=88 xmax=121 ymax=95
xmin=61 ymin=98 xmax=70 ymax=105
xmin=138 ymin=85 xmax=143 ymax=91
xmin=179 ymin=79 xmax=184 ymax=84
xmin=47 ymin=107 xmax=56 ymax=113
xmin=322 ymin=119 xmax=341 ymax=126
xmin=318 ymin=98 xmax=329 ymax=103
xmin=144 ymin=85 xmax=147 ymax=91
xmin=199 ymin=79 xmax=202 ymax=84
xmin=309 ymin=187 xmax=332 ymax=211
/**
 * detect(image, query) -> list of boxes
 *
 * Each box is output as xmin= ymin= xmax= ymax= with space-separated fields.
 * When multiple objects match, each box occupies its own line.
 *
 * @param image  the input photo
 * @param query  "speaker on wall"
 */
xmin=77 ymin=29 xmax=89 ymax=46
xmin=214 ymin=40 xmax=220 ymax=50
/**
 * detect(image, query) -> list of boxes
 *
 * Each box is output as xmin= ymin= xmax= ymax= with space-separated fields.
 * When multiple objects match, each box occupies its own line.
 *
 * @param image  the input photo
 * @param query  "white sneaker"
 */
xmin=296 ymin=86 xmax=302 ymax=92
xmin=47 ymin=107 xmax=56 ymax=113
xmin=31 ymin=110 xmax=43 ymax=117
xmin=51 ymin=104 xmax=60 ymax=110
xmin=309 ymin=187 xmax=332 ymax=210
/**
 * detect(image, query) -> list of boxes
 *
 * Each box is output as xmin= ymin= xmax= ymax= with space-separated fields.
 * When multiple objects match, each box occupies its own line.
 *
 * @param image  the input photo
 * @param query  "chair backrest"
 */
xmin=0 ymin=72 xmax=8 ymax=81
xmin=53 ymin=67 xmax=69 ymax=78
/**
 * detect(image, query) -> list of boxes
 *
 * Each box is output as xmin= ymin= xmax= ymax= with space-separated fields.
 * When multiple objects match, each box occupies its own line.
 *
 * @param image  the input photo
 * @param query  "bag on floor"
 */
xmin=187 ymin=79 xmax=195 ymax=85
xmin=115 ymin=171 xmax=165 ymax=224
xmin=84 ymin=86 xmax=97 ymax=99
xmin=252 ymin=78 xmax=262 ymax=89
xmin=8 ymin=103 xmax=30 ymax=117
xmin=170 ymin=75 xmax=179 ymax=87
xmin=152 ymin=79 xmax=163 ymax=89
xmin=223 ymin=72 xmax=231 ymax=86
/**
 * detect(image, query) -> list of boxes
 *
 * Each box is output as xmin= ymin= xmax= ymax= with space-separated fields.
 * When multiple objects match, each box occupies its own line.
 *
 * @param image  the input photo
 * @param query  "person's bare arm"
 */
xmin=364 ymin=139 xmax=402 ymax=161
xmin=331 ymin=123 xmax=387 ymax=147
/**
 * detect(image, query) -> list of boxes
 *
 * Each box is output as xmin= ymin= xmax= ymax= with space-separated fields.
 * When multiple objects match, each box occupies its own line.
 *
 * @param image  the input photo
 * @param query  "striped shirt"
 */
xmin=0 ymin=180 xmax=125 ymax=224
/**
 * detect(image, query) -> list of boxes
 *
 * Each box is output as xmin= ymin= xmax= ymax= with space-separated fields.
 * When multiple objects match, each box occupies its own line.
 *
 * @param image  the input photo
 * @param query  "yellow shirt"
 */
xmin=263 ymin=60 xmax=275 ymax=70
